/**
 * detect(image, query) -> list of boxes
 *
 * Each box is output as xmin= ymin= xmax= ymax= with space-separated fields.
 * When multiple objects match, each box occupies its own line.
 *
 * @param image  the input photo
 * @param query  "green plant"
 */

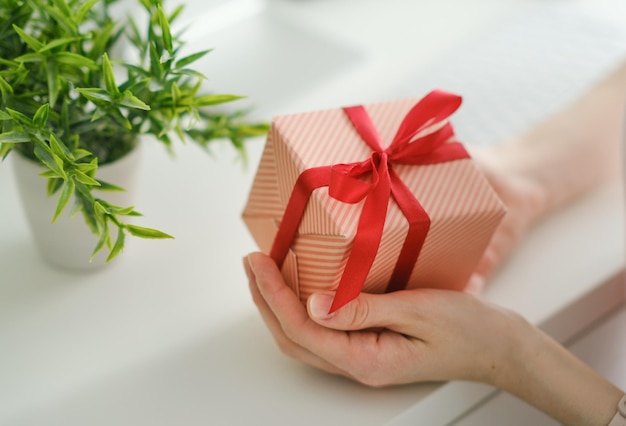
xmin=0 ymin=0 xmax=268 ymax=261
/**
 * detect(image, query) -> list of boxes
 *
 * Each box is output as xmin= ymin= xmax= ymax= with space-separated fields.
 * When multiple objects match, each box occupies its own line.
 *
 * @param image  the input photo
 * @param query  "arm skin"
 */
xmin=470 ymin=60 xmax=626 ymax=290
xmin=244 ymin=61 xmax=626 ymax=425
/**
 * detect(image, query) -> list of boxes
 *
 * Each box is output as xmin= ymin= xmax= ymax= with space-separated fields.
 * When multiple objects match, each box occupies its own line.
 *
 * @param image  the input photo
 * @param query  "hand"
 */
xmin=243 ymin=143 xmax=551 ymax=385
xmin=467 ymin=149 xmax=547 ymax=293
xmin=244 ymin=251 xmax=529 ymax=387
xmin=245 ymin=252 xmax=624 ymax=425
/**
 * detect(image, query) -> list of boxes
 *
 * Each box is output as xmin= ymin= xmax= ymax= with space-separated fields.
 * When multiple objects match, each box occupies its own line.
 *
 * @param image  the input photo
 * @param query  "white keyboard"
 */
xmin=391 ymin=3 xmax=626 ymax=147
xmin=174 ymin=0 xmax=364 ymax=120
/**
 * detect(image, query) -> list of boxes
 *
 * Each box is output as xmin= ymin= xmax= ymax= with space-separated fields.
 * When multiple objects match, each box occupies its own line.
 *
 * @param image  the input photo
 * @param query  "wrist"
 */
xmin=482 ymin=307 xmax=538 ymax=391
xmin=474 ymin=146 xmax=550 ymax=223
xmin=488 ymin=313 xmax=623 ymax=425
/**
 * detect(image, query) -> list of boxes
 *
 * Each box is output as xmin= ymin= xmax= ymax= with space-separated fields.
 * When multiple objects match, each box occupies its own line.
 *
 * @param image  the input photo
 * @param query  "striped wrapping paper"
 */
xmin=242 ymin=97 xmax=506 ymax=304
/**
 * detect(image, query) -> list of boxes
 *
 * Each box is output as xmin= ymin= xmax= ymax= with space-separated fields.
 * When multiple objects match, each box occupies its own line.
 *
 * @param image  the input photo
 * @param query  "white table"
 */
xmin=1 ymin=0 xmax=625 ymax=425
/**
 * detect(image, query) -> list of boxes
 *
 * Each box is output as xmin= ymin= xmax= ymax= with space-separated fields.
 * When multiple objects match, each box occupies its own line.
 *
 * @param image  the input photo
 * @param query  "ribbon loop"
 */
xmin=328 ymin=161 xmax=377 ymax=204
xmin=342 ymin=105 xmax=385 ymax=152
xmin=390 ymin=89 xmax=462 ymax=148
xmin=270 ymin=90 xmax=470 ymax=313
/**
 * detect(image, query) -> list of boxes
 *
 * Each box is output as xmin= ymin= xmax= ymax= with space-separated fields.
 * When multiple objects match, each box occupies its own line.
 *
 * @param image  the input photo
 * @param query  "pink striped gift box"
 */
xmin=242 ymin=94 xmax=505 ymax=307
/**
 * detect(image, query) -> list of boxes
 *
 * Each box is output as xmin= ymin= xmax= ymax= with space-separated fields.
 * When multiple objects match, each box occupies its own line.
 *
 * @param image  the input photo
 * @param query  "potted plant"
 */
xmin=0 ymin=0 xmax=268 ymax=268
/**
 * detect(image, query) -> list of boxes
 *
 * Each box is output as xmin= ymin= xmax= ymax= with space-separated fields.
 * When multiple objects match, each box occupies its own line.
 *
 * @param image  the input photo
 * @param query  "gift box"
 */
xmin=242 ymin=90 xmax=506 ymax=313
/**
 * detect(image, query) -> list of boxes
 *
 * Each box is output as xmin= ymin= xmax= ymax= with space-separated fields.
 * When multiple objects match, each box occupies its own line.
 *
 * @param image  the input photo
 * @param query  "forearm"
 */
xmin=481 ymin=63 xmax=626 ymax=423
xmin=485 ymin=61 xmax=626 ymax=215
xmin=491 ymin=317 xmax=623 ymax=425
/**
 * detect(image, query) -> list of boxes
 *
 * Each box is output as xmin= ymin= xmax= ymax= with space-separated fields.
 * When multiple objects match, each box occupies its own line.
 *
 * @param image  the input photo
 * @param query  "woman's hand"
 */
xmin=244 ymin=251 xmax=529 ymax=387
xmin=241 ymin=145 xmax=553 ymax=386
xmin=243 ymin=61 xmax=626 ymax=424
xmin=466 ymin=149 xmax=548 ymax=293
xmin=244 ymin=252 xmax=623 ymax=425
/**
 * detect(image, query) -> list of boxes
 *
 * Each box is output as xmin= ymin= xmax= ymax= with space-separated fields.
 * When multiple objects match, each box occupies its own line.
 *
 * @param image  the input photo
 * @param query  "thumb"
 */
xmin=307 ymin=292 xmax=393 ymax=331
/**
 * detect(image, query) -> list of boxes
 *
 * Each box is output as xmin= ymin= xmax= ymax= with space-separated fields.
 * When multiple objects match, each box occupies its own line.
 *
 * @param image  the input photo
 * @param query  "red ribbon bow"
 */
xmin=270 ymin=90 xmax=470 ymax=313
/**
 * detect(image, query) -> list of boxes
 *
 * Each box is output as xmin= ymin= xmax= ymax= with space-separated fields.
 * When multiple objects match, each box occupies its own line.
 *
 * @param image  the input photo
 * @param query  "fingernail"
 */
xmin=243 ymin=255 xmax=254 ymax=280
xmin=308 ymin=294 xmax=335 ymax=320
xmin=465 ymin=274 xmax=486 ymax=295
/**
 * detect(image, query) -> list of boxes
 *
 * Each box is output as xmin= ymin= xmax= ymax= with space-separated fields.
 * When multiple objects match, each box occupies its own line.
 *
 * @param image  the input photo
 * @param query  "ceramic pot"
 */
xmin=11 ymin=144 xmax=143 ymax=271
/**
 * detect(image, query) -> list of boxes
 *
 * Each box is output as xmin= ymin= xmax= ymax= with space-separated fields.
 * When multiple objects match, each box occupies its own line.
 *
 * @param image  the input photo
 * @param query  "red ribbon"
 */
xmin=270 ymin=90 xmax=470 ymax=313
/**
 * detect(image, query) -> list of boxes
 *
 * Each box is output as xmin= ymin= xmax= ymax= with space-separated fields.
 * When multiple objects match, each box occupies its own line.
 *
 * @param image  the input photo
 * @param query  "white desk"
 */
xmin=1 ymin=1 xmax=625 ymax=425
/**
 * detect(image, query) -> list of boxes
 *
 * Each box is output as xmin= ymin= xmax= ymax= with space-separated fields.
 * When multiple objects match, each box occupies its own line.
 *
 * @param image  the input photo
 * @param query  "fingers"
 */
xmin=464 ymin=274 xmax=486 ymax=295
xmin=247 ymin=252 xmax=317 ymax=339
xmin=246 ymin=253 xmax=493 ymax=386
xmin=244 ymin=253 xmax=347 ymax=377
xmin=247 ymin=252 xmax=401 ymax=381
xmin=307 ymin=289 xmax=430 ymax=338
xmin=245 ymin=251 xmax=520 ymax=388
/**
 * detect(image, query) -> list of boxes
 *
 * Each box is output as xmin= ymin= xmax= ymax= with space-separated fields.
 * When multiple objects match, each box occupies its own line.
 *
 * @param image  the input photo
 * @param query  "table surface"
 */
xmin=1 ymin=0 xmax=625 ymax=425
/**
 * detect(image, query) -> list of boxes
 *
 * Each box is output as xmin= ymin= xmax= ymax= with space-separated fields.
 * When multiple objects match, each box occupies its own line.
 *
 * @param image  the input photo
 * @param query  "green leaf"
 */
xmin=45 ymin=57 xmax=60 ymax=106
xmin=157 ymin=5 xmax=173 ymax=54
xmin=0 ymin=143 xmax=14 ymax=159
xmin=174 ymin=123 xmax=185 ymax=142
xmin=55 ymin=52 xmax=98 ymax=69
xmin=194 ymin=94 xmax=244 ymax=107
xmin=126 ymin=18 xmax=144 ymax=53
xmin=94 ymin=200 xmax=108 ymax=217
xmin=108 ymin=109 xmax=132 ymax=130
xmin=168 ymin=4 xmax=185 ymax=24
xmin=237 ymin=123 xmax=271 ymax=136
xmin=172 ymin=68 xmax=207 ymax=81
xmin=12 ymin=63 xmax=29 ymax=86
xmin=95 ymin=180 xmax=125 ymax=191
xmin=50 ymin=0 xmax=72 ymax=20
xmin=119 ymin=90 xmax=151 ymax=110
xmin=0 ymin=58 xmax=18 ymax=67
xmin=89 ymin=21 xmax=115 ymax=60
xmin=38 ymin=37 xmax=82 ymax=53
xmin=13 ymin=53 xmax=43 ymax=63
xmin=73 ymin=148 xmax=93 ymax=160
xmin=106 ymin=227 xmax=125 ymax=262
xmin=60 ymin=99 xmax=70 ymax=137
xmin=68 ymin=198 xmax=82 ymax=217
xmin=137 ymin=0 xmax=151 ymax=11
xmin=32 ymin=104 xmax=49 ymax=128
xmin=12 ymin=25 xmax=44 ymax=51
xmin=170 ymin=82 xmax=182 ymax=103
xmin=77 ymin=88 xmax=114 ymax=104
xmin=149 ymin=42 xmax=163 ymax=80
xmin=51 ymin=178 xmax=75 ymax=223
xmin=125 ymin=224 xmax=174 ymax=239
xmin=38 ymin=170 xmax=60 ymax=178
xmin=34 ymin=143 xmax=67 ymax=180
xmin=102 ymin=53 xmax=119 ymax=96
xmin=0 ymin=76 xmax=14 ymax=103
xmin=106 ymin=205 xmax=137 ymax=215
xmin=48 ymin=133 xmax=73 ymax=162
xmin=74 ymin=169 xmax=101 ymax=186
xmin=5 ymin=108 xmax=33 ymax=126
xmin=90 ymin=108 xmax=108 ymax=122
xmin=74 ymin=183 xmax=98 ymax=232
xmin=74 ymin=161 xmax=97 ymax=174
xmin=90 ymin=221 xmax=110 ymax=261
xmin=0 ymin=131 xmax=31 ymax=143
xmin=76 ymin=0 xmax=100 ymax=23
xmin=42 ymin=3 xmax=77 ymax=34
xmin=46 ymin=176 xmax=64 ymax=196
xmin=175 ymin=50 xmax=211 ymax=69
xmin=122 ymin=64 xmax=151 ymax=78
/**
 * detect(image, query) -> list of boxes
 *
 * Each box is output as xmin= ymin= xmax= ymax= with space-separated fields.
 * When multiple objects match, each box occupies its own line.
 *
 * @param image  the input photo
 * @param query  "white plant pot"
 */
xmin=12 ymin=144 xmax=143 ymax=271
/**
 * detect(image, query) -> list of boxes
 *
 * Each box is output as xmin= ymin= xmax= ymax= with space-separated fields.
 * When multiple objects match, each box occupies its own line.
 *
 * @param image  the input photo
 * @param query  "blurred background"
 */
xmin=1 ymin=0 xmax=625 ymax=425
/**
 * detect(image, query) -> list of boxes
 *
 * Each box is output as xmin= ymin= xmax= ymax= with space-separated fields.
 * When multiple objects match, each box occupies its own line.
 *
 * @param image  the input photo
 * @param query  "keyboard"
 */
xmin=390 ymin=2 xmax=626 ymax=147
